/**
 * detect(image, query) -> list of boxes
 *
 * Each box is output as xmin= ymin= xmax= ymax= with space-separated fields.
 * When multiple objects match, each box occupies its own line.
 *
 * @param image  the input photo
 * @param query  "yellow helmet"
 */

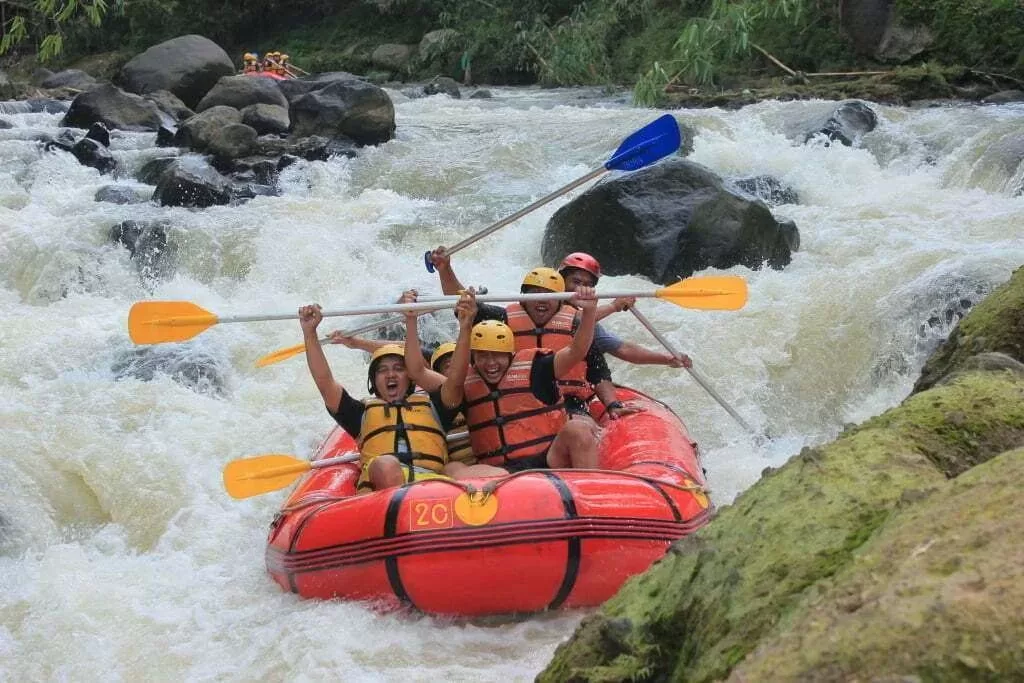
xmin=470 ymin=321 xmax=515 ymax=354
xmin=367 ymin=344 xmax=407 ymax=395
xmin=521 ymin=267 xmax=565 ymax=293
xmin=281 ymin=54 xmax=290 ymax=61
xmin=243 ymin=53 xmax=256 ymax=60
xmin=430 ymin=342 xmax=458 ymax=371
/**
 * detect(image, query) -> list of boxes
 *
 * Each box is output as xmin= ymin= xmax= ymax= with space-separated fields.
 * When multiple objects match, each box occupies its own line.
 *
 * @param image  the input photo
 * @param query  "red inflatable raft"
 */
xmin=265 ymin=386 xmax=711 ymax=616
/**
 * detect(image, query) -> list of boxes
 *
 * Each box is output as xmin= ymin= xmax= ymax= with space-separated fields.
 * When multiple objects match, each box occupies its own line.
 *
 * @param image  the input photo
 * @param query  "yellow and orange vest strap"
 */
xmin=505 ymin=302 xmax=591 ymax=399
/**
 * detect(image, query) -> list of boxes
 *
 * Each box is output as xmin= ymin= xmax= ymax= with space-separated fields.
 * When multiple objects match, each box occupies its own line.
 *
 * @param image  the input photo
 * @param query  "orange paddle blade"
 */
xmin=223 ymin=454 xmax=312 ymax=499
xmin=255 ymin=342 xmax=307 ymax=368
xmin=656 ymin=275 xmax=748 ymax=311
xmin=128 ymin=301 xmax=219 ymax=345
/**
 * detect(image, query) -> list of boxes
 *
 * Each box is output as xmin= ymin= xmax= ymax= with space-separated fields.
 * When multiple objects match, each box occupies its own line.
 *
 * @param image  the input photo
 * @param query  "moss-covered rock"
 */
xmin=915 ymin=265 xmax=1024 ymax=394
xmin=539 ymin=372 xmax=1024 ymax=682
xmin=728 ymin=447 xmax=1024 ymax=682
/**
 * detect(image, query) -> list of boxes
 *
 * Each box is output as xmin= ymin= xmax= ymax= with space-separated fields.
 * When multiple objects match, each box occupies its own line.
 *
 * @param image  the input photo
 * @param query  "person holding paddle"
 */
xmin=298 ymin=296 xmax=475 ymax=492
xmin=404 ymin=289 xmax=601 ymax=472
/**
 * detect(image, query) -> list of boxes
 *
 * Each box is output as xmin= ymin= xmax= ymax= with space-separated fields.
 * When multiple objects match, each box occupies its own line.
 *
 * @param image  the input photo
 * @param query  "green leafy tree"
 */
xmin=1 ymin=0 xmax=112 ymax=61
xmin=633 ymin=0 xmax=809 ymax=105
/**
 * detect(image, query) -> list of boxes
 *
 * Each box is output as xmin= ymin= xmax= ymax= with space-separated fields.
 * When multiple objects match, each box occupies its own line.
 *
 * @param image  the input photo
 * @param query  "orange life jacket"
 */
xmin=505 ymin=302 xmax=592 ymax=403
xmin=463 ymin=348 xmax=567 ymax=466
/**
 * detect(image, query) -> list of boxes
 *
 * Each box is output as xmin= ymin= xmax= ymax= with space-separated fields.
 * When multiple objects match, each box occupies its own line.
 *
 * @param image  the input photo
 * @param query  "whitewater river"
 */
xmin=1 ymin=87 xmax=1023 ymax=681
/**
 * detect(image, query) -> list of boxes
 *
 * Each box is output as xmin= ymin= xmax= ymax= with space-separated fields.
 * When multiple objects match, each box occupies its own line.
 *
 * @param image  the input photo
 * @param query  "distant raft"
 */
xmin=265 ymin=386 xmax=712 ymax=616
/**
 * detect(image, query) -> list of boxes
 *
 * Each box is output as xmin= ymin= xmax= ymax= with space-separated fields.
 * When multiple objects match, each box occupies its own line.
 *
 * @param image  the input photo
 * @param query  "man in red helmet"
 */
xmin=556 ymin=251 xmax=692 ymax=369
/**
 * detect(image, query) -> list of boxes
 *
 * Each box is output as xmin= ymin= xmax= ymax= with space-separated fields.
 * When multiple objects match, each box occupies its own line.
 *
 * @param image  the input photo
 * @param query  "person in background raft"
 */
xmin=298 ymin=296 xmax=473 ymax=492
xmin=405 ymin=289 xmax=602 ymax=472
xmin=557 ymin=252 xmax=692 ymax=369
xmin=328 ymin=329 xmax=488 ymax=477
xmin=242 ymin=53 xmax=260 ymax=73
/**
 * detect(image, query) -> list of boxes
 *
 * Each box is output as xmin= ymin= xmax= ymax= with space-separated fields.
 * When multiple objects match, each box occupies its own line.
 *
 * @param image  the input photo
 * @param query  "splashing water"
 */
xmin=1 ymin=89 xmax=1022 ymax=680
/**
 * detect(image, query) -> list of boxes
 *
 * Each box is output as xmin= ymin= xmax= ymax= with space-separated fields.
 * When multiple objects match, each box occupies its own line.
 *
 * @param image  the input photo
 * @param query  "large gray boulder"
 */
xmin=289 ymin=77 xmax=395 ymax=146
xmin=118 ymin=35 xmax=235 ymax=110
xmin=275 ymin=71 xmax=363 ymax=103
xmin=841 ymin=0 xmax=934 ymax=62
xmin=240 ymin=103 xmax=289 ymax=135
xmin=143 ymin=90 xmax=194 ymax=122
xmin=62 ymin=84 xmax=166 ymax=132
xmin=371 ymin=43 xmax=416 ymax=73
xmin=803 ymin=100 xmax=878 ymax=146
xmin=171 ymin=105 xmax=241 ymax=151
xmin=195 ymin=75 xmax=288 ymax=113
xmin=541 ymin=159 xmax=799 ymax=284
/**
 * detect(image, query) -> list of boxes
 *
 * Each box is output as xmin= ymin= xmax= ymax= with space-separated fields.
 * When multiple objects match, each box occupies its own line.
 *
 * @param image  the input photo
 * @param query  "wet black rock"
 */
xmin=804 ymin=100 xmax=878 ymax=146
xmin=95 ymin=185 xmax=144 ymax=204
xmin=109 ymin=219 xmax=171 ymax=277
xmin=731 ymin=175 xmax=799 ymax=206
xmin=111 ymin=343 xmax=228 ymax=395
xmin=152 ymin=156 xmax=233 ymax=208
xmin=542 ymin=158 xmax=799 ymax=284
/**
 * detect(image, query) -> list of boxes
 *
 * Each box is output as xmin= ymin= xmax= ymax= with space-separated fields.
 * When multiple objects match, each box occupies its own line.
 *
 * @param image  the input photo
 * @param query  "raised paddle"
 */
xmin=254 ymin=287 xmax=490 ymax=368
xmin=129 ymin=275 xmax=747 ymax=345
xmin=627 ymin=304 xmax=761 ymax=436
xmin=423 ymin=114 xmax=682 ymax=272
xmin=225 ymin=432 xmax=470 ymax=499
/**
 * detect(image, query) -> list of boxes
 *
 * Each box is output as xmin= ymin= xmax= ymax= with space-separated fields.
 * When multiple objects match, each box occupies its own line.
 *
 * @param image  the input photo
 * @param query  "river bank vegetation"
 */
xmin=2 ymin=0 xmax=1023 ymax=105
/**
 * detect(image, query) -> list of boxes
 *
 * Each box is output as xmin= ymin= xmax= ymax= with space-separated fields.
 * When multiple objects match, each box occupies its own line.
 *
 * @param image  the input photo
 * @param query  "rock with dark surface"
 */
xmin=71 ymin=137 xmax=116 ymax=173
xmin=541 ymin=159 xmax=799 ymax=284
xmin=289 ymin=78 xmax=395 ymax=145
xmin=239 ymin=103 xmax=289 ymax=135
xmin=143 ymin=90 xmax=194 ymax=122
xmin=804 ymin=100 xmax=878 ymax=146
xmin=914 ymin=265 xmax=1024 ymax=394
xmin=0 ymin=118 xmax=13 ymax=129
xmin=842 ymin=0 xmax=934 ymax=62
xmin=40 ymin=69 xmax=98 ymax=91
xmin=111 ymin=343 xmax=227 ymax=395
xmin=423 ymin=76 xmax=461 ymax=99
xmin=195 ymin=75 xmax=288 ymax=113
xmin=109 ymin=219 xmax=170 ymax=277
xmin=62 ymin=84 xmax=166 ymax=132
xmin=275 ymin=72 xmax=364 ymax=103
xmin=731 ymin=175 xmax=799 ymax=206
xmin=371 ymin=43 xmax=416 ymax=73
xmin=152 ymin=156 xmax=233 ymax=208
xmin=205 ymin=123 xmax=258 ymax=162
xmin=118 ymin=34 xmax=235 ymax=109
xmin=137 ymin=156 xmax=178 ymax=185
xmin=31 ymin=68 xmax=54 ymax=86
xmin=85 ymin=121 xmax=110 ymax=147
xmin=982 ymin=90 xmax=1024 ymax=105
xmin=95 ymin=185 xmax=144 ymax=204
xmin=469 ymin=89 xmax=492 ymax=99
xmin=155 ymin=125 xmax=177 ymax=147
xmin=171 ymin=105 xmax=241 ymax=151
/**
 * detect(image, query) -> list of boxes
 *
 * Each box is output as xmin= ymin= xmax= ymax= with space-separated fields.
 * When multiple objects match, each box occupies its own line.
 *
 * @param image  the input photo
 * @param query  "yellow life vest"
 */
xmin=359 ymin=393 xmax=448 ymax=476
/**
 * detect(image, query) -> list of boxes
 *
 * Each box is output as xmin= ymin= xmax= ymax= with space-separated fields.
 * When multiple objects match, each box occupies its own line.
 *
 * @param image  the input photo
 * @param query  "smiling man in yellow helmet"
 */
xmin=298 ymin=297 xmax=476 ymax=492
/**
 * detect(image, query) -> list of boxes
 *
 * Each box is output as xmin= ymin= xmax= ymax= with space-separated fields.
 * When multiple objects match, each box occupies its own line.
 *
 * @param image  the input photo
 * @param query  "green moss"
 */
xmin=915 ymin=266 xmax=1024 ymax=393
xmin=729 ymin=448 xmax=1024 ymax=681
xmin=540 ymin=372 xmax=1024 ymax=683
xmin=895 ymin=0 xmax=1024 ymax=72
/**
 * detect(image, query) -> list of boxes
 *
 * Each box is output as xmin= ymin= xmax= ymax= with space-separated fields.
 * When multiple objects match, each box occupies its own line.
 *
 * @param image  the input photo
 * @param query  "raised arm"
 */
xmin=326 ymin=331 xmax=393 ymax=354
xmin=553 ymin=286 xmax=597 ymax=378
xmin=439 ymin=290 xmax=476 ymax=409
xmin=428 ymin=246 xmax=467 ymax=295
xmin=300 ymin=304 xmax=343 ymax=411
xmin=400 ymin=291 xmax=446 ymax=392
xmin=609 ymin=341 xmax=691 ymax=368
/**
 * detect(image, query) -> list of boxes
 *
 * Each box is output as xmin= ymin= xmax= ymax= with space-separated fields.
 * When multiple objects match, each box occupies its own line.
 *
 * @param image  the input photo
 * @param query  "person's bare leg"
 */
xmin=546 ymin=420 xmax=599 ymax=469
xmin=368 ymin=455 xmax=407 ymax=489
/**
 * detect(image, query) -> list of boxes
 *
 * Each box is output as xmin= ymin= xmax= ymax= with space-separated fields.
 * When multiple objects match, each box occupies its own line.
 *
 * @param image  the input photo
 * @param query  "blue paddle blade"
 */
xmin=424 ymin=250 xmax=436 ymax=273
xmin=604 ymin=114 xmax=682 ymax=172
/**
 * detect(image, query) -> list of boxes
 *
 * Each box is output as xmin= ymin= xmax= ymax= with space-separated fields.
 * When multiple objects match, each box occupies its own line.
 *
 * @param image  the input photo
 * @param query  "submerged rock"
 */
xmin=542 ymin=159 xmax=799 ymax=284
xmin=111 ymin=343 xmax=228 ymax=395
xmin=109 ymin=219 xmax=171 ymax=278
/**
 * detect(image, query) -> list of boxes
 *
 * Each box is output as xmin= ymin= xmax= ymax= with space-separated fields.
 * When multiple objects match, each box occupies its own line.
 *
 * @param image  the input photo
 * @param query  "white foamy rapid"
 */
xmin=1 ymin=88 xmax=1022 ymax=680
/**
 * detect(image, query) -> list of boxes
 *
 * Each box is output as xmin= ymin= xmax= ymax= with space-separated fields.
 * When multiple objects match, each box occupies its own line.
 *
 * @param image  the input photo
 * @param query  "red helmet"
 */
xmin=558 ymin=252 xmax=601 ymax=280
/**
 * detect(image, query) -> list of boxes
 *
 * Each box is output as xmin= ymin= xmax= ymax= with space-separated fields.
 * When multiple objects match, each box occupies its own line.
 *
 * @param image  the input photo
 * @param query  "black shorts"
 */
xmin=503 ymin=453 xmax=550 ymax=473
xmin=564 ymin=396 xmax=590 ymax=416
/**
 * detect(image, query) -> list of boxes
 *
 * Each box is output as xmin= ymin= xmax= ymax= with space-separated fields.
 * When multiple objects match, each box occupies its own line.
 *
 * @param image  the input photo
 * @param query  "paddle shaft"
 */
xmin=176 ymin=290 xmax=677 ymax=328
xmin=628 ymin=305 xmax=759 ymax=435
